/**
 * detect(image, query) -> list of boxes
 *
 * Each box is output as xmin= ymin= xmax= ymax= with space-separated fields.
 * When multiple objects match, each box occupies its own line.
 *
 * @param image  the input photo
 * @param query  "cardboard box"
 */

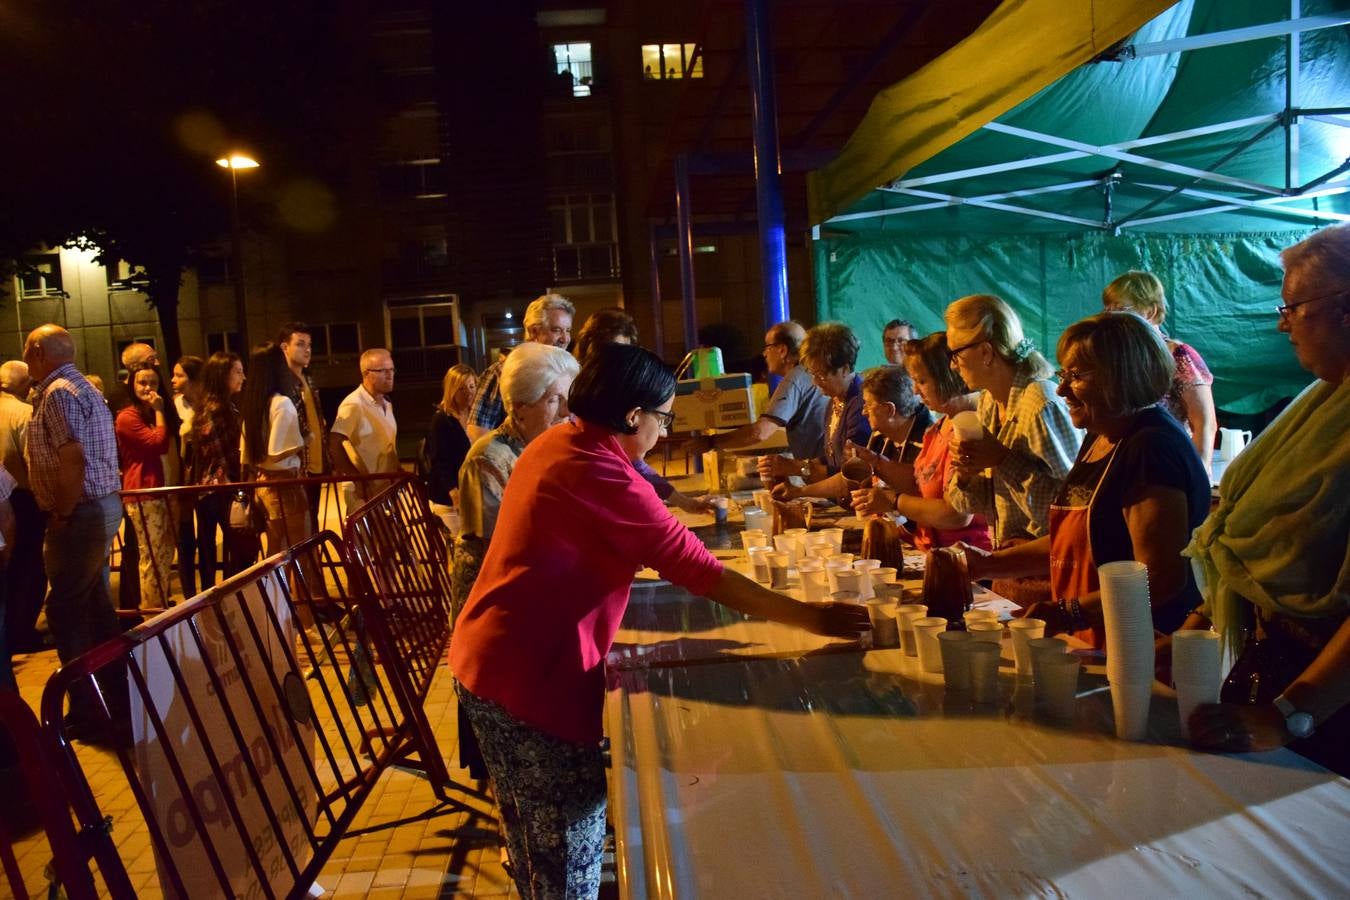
xmin=672 ymin=373 xmax=754 ymax=433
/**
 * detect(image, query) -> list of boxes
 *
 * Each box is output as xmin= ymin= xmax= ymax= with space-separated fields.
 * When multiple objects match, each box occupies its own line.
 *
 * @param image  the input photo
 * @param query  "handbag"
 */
xmin=229 ymin=489 xmax=265 ymax=534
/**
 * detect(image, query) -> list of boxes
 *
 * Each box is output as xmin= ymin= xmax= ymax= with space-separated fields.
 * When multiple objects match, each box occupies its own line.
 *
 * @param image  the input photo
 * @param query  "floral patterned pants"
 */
xmin=455 ymin=681 xmax=606 ymax=899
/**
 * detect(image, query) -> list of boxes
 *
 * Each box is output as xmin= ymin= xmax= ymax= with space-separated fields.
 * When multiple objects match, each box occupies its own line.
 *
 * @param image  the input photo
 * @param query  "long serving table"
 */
xmin=605 ymin=517 xmax=1350 ymax=899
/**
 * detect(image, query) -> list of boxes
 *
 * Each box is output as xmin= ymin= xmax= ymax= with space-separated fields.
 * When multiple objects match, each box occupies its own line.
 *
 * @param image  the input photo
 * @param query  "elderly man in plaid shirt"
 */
xmin=23 ymin=325 xmax=126 ymax=736
xmin=466 ymin=293 xmax=575 ymax=441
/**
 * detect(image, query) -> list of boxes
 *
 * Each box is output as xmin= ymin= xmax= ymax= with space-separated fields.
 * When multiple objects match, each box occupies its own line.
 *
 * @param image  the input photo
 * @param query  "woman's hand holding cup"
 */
xmin=850 ymin=485 xmax=896 ymax=517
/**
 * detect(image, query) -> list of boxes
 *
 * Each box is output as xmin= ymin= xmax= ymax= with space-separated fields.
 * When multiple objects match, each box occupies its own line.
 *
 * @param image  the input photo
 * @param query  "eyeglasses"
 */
xmin=1277 ymin=288 xmax=1347 ymax=320
xmin=364 ymin=368 xmax=396 ymax=375
xmin=948 ymin=338 xmax=987 ymax=358
xmin=641 ymin=407 xmax=675 ymax=432
xmin=1054 ymin=368 xmax=1092 ymax=384
xmin=762 ymin=342 xmax=784 ymax=353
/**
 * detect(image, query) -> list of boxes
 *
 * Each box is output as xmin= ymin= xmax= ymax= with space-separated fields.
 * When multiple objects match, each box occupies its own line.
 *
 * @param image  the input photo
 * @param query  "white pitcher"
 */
xmin=1218 ymin=427 xmax=1252 ymax=461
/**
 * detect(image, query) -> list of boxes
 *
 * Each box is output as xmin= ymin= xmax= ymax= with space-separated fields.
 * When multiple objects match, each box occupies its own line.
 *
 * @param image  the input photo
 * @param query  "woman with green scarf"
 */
xmin=1183 ymin=224 xmax=1350 ymax=776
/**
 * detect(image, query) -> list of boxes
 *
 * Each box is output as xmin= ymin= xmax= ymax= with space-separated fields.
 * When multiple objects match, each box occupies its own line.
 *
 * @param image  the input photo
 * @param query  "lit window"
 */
xmin=641 ymin=43 xmax=702 ymax=80
xmin=552 ymin=42 xmax=593 ymax=97
xmin=17 ymin=253 xmax=63 ymax=299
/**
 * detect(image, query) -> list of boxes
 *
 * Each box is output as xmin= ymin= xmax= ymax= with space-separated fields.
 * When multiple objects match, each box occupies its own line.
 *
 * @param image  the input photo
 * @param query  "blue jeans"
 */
xmin=44 ymin=493 xmax=124 ymax=721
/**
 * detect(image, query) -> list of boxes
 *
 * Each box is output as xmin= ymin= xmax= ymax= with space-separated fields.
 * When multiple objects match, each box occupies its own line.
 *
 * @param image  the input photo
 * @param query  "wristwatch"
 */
xmin=1273 ymin=694 xmax=1316 ymax=739
xmin=799 ymin=461 xmax=811 ymax=478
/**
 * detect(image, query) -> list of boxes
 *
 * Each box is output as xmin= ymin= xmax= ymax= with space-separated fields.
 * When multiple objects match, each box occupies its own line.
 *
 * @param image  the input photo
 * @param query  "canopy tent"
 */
xmin=805 ymin=0 xmax=1350 ymax=415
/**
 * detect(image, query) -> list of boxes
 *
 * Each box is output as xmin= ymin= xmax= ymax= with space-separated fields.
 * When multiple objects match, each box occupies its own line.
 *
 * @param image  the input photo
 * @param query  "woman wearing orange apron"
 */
xmin=963 ymin=312 xmax=1211 ymax=644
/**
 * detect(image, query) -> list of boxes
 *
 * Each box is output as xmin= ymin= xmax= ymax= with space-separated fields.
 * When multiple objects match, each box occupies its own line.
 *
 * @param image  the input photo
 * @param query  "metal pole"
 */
xmin=229 ymin=167 xmax=249 ymax=353
xmin=674 ymin=153 xmax=698 ymax=351
xmin=648 ymin=224 xmax=666 ymax=359
xmin=1286 ymin=0 xmax=1301 ymax=190
xmin=746 ymin=0 xmax=789 ymax=331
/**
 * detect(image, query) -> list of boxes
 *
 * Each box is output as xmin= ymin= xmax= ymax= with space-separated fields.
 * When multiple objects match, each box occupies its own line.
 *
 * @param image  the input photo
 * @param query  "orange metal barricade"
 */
xmin=37 ymin=530 xmax=447 ymax=899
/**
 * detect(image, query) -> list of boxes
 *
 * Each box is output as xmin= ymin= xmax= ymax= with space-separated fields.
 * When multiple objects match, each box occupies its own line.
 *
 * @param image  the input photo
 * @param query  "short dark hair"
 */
xmin=1056 ymin=311 xmax=1174 ymax=416
xmin=176 ymin=355 xmax=204 ymax=382
xmin=569 ymin=343 xmax=676 ymax=434
xmin=883 ymin=319 xmax=913 ymax=333
xmin=575 ymin=307 xmax=639 ymax=360
xmin=800 ymin=322 xmax=860 ymax=373
xmin=276 ymin=322 xmax=312 ymax=345
xmin=902 ymin=333 xmax=970 ymax=404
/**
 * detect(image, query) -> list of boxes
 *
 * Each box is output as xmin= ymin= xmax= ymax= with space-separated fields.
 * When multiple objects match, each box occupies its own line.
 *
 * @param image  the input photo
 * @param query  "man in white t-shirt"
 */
xmin=329 ymin=349 xmax=400 ymax=514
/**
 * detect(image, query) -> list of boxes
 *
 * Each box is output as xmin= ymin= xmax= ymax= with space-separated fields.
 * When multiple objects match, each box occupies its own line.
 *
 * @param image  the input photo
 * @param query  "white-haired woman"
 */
xmin=452 ymin=343 xmax=581 ymax=614
xmin=944 ymin=294 xmax=1082 ymax=605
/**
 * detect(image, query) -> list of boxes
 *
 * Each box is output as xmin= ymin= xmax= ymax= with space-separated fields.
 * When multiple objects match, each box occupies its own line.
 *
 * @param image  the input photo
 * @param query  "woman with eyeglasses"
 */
xmin=943 ymin=294 xmax=1081 ymax=606
xmin=1181 ymin=224 xmax=1349 ymax=775
xmin=1103 ymin=271 xmax=1217 ymax=478
xmin=451 ymin=343 xmax=580 ymax=616
xmin=450 ymin=343 xmax=870 ymax=899
xmin=963 ymin=312 xmax=1209 ymax=648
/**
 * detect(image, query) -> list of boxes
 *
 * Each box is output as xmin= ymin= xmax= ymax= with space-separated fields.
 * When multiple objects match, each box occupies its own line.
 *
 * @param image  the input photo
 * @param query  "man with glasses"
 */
xmin=706 ymin=321 xmax=827 ymax=463
xmin=467 ymin=293 xmax=575 ymax=441
xmin=329 ymin=348 xmax=400 ymax=514
xmin=882 ymin=319 xmax=916 ymax=366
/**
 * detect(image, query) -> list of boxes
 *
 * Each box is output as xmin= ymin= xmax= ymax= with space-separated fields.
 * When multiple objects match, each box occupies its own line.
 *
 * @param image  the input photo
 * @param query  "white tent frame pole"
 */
xmin=1287 ymin=0 xmax=1302 ymax=190
xmin=1121 ymin=182 xmax=1350 ymax=229
xmin=830 ymin=178 xmax=1103 ymax=224
xmin=1126 ymin=13 xmax=1349 ymax=58
xmin=983 ymin=121 xmax=1285 ymax=196
xmin=889 ymin=115 xmax=1279 ymax=189
xmin=1305 ymin=114 xmax=1350 ymax=128
xmin=888 ymin=186 xmax=1104 ymax=228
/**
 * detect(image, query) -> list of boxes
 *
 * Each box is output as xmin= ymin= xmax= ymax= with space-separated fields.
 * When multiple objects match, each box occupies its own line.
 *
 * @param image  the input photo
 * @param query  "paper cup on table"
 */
xmin=897 ymin=605 xmax=929 ymax=657
xmin=766 ymin=551 xmax=790 ymax=589
xmin=1028 ymin=636 xmax=1068 ymax=683
xmin=963 ymin=608 xmax=999 ymax=627
xmin=938 ymin=631 xmax=974 ymax=688
xmin=967 ymin=619 xmax=1004 ymax=645
xmin=821 ymin=527 xmax=844 ymax=554
xmin=799 ymin=566 xmax=829 ymax=602
xmin=1009 ymin=618 xmax=1046 ymax=677
xmin=870 ymin=566 xmax=897 ymax=586
xmin=753 ymin=488 xmax=774 ymax=515
xmin=853 ymin=559 xmax=880 ymax=600
xmin=913 ymin=616 xmax=948 ymax=672
xmin=772 ymin=534 xmax=799 ymax=567
xmin=833 ymin=569 xmax=863 ymax=596
xmin=1035 ymin=654 xmax=1081 ymax=720
xmin=968 ymin=642 xmax=1003 ymax=705
xmin=830 ymin=591 xmax=861 ymax=605
xmin=865 ymin=600 xmax=900 ymax=648
xmin=783 ymin=527 xmax=808 ymax=558
xmin=739 ymin=529 xmax=769 ymax=554
xmin=1110 ymin=679 xmax=1153 ymax=741
xmin=747 ymin=547 xmax=773 ymax=584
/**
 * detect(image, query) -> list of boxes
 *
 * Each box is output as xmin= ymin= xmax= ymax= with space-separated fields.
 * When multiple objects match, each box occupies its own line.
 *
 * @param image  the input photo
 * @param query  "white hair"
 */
xmin=522 ymin=293 xmax=576 ymax=334
xmin=0 ymin=360 xmax=28 ymax=390
xmin=500 ymin=342 xmax=580 ymax=410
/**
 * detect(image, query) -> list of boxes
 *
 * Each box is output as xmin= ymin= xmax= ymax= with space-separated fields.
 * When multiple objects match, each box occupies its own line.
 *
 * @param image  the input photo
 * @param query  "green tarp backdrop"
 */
xmin=813 ymin=228 xmax=1314 ymax=415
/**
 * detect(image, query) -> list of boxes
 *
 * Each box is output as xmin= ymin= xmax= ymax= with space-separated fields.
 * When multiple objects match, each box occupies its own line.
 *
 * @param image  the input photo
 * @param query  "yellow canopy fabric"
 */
xmin=809 ymin=0 xmax=1179 ymax=223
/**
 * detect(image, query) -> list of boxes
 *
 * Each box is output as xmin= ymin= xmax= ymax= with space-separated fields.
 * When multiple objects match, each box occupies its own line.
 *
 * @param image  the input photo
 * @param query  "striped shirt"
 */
xmin=945 ymin=371 xmax=1082 ymax=546
xmin=26 ymin=362 xmax=121 ymax=511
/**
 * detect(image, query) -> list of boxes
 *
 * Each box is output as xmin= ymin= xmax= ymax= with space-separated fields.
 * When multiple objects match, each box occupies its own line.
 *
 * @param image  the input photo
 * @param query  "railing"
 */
xmin=3 ymin=474 xmax=465 ymax=899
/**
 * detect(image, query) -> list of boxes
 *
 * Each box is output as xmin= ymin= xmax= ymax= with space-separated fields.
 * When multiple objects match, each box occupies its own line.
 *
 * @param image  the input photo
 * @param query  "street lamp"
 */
xmin=216 ymin=154 xmax=260 ymax=353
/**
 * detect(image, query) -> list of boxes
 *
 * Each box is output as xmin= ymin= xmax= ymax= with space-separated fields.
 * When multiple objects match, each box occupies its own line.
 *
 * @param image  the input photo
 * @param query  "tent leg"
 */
xmin=746 ymin=0 xmax=790 ymax=331
xmin=675 ymin=152 xmax=698 ymax=352
xmin=648 ymin=225 xmax=665 ymax=359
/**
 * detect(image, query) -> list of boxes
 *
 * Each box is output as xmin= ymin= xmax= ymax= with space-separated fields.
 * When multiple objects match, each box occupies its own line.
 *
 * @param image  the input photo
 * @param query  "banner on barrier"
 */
xmin=131 ymin=578 xmax=318 ymax=899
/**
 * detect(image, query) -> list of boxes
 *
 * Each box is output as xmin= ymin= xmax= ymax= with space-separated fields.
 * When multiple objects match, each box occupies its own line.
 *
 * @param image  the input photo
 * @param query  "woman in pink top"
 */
xmin=852 ymin=334 xmax=992 ymax=551
xmin=450 ymin=344 xmax=868 ymax=899
xmin=114 ymin=366 xmax=174 ymax=606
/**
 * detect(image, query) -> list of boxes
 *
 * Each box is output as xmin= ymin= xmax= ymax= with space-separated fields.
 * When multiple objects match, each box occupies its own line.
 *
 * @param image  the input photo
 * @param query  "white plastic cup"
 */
xmin=710 ymin=496 xmax=730 ymax=524
xmin=767 ymin=551 xmax=790 ymax=589
xmin=897 ymin=605 xmax=929 ymax=657
xmin=967 ymin=619 xmax=1004 ymax=645
xmin=1028 ymin=636 xmax=1069 ymax=683
xmin=1009 ymin=618 xmax=1046 ymax=677
xmin=833 ymin=569 xmax=863 ymax=596
xmin=865 ymin=600 xmax=899 ymax=648
xmin=739 ymin=529 xmax=769 ymax=554
xmin=824 ymin=559 xmax=850 ymax=593
xmin=1110 ymin=680 xmax=1153 ymax=741
xmin=968 ymin=642 xmax=1003 ymax=705
xmin=938 ymin=631 xmax=974 ymax=689
xmin=963 ymin=609 xmax=999 ymax=627
xmin=799 ymin=567 xmax=829 ymax=603
xmin=742 ymin=508 xmax=769 ymax=534
xmin=821 ymin=527 xmax=844 ymax=554
xmin=747 ymin=547 xmax=773 ymax=584
xmin=772 ymin=534 xmax=799 ymax=568
xmin=1172 ymin=630 xmax=1223 ymax=687
xmin=1036 ymin=654 xmax=1082 ymax=719
xmin=783 ymin=527 xmax=808 ymax=559
xmin=1175 ymin=681 xmax=1221 ymax=740
xmin=753 ymin=488 xmax=774 ymax=515
xmin=870 ymin=567 xmax=897 ymax=587
xmin=913 ymin=616 xmax=948 ymax=673
xmin=952 ymin=410 xmax=984 ymax=443
xmin=830 ymin=591 xmax=862 ymax=605
xmin=852 ymin=559 xmax=880 ymax=601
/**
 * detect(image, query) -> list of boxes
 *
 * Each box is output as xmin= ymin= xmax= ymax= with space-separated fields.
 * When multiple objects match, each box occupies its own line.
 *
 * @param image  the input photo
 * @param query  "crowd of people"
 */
xmin=0 ymin=222 xmax=1344 ymax=898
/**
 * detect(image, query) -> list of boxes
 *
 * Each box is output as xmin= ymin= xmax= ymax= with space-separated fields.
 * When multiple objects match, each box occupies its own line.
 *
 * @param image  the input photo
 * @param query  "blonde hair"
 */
xmin=943 ymin=294 xmax=1052 ymax=380
xmin=439 ymin=363 xmax=477 ymax=416
xmin=1103 ymin=271 xmax=1167 ymax=325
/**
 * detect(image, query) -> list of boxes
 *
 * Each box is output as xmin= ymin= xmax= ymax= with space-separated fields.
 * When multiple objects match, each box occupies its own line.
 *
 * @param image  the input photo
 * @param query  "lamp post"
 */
xmin=216 ymin=154 xmax=260 ymax=353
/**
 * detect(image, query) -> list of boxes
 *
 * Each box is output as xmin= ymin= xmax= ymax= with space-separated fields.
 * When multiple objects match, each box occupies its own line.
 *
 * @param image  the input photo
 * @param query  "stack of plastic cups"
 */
xmin=798 ymin=560 xmax=828 ymax=602
xmin=913 ymin=616 xmax=949 ymax=673
xmin=1172 ymin=630 xmax=1224 ymax=740
xmin=896 ymin=605 xmax=929 ymax=657
xmin=772 ymin=533 xmax=799 ymax=568
xmin=747 ymin=547 xmax=773 ymax=584
xmin=1009 ymin=618 xmax=1046 ymax=678
xmin=853 ymin=559 xmax=881 ymax=600
xmin=1099 ymin=560 xmax=1156 ymax=741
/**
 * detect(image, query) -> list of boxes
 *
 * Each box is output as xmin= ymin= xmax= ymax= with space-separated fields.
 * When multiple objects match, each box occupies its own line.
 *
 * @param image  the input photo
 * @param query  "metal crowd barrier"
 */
xmin=341 ymin=476 xmax=457 ymax=799
xmin=29 ymin=522 xmax=453 ymax=899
